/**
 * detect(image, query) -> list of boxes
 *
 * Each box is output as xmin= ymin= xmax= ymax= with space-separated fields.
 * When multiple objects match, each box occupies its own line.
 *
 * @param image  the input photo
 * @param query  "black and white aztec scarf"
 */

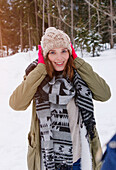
xmin=34 ymin=71 xmax=96 ymax=170
xmin=35 ymin=74 xmax=75 ymax=170
xmin=25 ymin=61 xmax=96 ymax=169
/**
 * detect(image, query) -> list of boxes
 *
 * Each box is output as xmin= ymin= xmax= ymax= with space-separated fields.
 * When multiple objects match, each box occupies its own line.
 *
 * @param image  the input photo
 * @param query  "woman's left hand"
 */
xmin=71 ymin=44 xmax=78 ymax=59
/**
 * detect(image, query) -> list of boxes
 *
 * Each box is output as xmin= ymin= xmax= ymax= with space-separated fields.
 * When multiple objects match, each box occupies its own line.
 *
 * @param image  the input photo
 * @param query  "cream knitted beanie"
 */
xmin=41 ymin=27 xmax=72 ymax=57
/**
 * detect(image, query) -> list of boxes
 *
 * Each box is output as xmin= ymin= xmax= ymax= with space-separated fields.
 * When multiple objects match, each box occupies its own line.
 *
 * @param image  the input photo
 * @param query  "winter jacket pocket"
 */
xmin=27 ymin=132 xmax=36 ymax=170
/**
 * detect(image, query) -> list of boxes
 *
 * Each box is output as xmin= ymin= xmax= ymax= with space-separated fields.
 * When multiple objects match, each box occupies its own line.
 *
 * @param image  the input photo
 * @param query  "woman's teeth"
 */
xmin=56 ymin=62 xmax=63 ymax=65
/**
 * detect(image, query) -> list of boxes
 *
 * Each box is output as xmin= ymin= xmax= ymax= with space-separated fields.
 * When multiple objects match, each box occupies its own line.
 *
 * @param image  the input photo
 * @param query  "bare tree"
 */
xmin=28 ymin=12 xmax=32 ymax=50
xmin=47 ymin=0 xmax=51 ymax=27
xmin=0 ymin=20 xmax=3 ymax=57
xmin=110 ymin=0 xmax=114 ymax=48
xmin=96 ymin=0 xmax=100 ymax=33
xmin=56 ymin=0 xmax=72 ymax=28
xmin=88 ymin=0 xmax=91 ymax=31
xmin=20 ymin=8 xmax=23 ymax=52
xmin=85 ymin=0 xmax=114 ymax=48
xmin=0 ymin=21 xmax=2 ymax=49
xmin=34 ymin=0 xmax=39 ymax=37
xmin=71 ymin=0 xmax=74 ymax=44
xmin=84 ymin=0 xmax=116 ymax=22
xmin=57 ymin=0 xmax=62 ymax=29
xmin=43 ymin=0 xmax=45 ymax=34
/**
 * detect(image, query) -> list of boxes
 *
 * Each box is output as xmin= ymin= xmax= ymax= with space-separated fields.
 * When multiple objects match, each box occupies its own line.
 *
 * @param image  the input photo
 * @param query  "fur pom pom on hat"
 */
xmin=41 ymin=27 xmax=72 ymax=57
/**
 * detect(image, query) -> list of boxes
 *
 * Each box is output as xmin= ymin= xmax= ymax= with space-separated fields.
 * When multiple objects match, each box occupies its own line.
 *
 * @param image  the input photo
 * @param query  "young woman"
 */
xmin=9 ymin=27 xmax=111 ymax=170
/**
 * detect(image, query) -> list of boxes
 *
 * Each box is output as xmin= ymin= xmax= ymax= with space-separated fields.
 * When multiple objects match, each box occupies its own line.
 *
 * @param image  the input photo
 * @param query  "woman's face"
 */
xmin=48 ymin=48 xmax=69 ymax=71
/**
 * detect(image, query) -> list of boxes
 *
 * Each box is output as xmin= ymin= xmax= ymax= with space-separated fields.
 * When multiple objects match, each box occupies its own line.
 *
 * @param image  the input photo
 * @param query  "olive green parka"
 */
xmin=9 ymin=57 xmax=111 ymax=170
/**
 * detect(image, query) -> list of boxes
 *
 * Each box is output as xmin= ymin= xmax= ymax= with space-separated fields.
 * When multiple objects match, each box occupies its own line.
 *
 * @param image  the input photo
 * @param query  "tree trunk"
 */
xmin=20 ymin=8 xmax=23 ymax=52
xmin=57 ymin=0 xmax=62 ymax=29
xmin=34 ymin=0 xmax=39 ymax=39
xmin=7 ymin=45 xmax=9 ymax=56
xmin=0 ymin=21 xmax=3 ymax=57
xmin=28 ymin=12 xmax=32 ymax=50
xmin=47 ymin=0 xmax=51 ymax=27
xmin=97 ymin=0 xmax=100 ymax=33
xmin=71 ymin=0 xmax=74 ymax=44
xmin=43 ymin=0 xmax=45 ymax=34
xmin=92 ymin=46 xmax=95 ymax=57
xmin=110 ymin=0 xmax=114 ymax=48
xmin=0 ymin=21 xmax=2 ymax=49
xmin=88 ymin=0 xmax=91 ymax=31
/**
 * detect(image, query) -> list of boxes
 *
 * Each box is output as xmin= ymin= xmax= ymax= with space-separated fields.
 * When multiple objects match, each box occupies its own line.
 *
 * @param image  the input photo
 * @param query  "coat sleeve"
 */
xmin=74 ymin=57 xmax=111 ymax=101
xmin=9 ymin=63 xmax=47 ymax=111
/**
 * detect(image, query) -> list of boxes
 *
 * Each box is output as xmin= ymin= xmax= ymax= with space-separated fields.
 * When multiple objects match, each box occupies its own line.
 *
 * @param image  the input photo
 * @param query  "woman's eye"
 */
xmin=49 ymin=51 xmax=55 ymax=54
xmin=62 ymin=50 xmax=67 ymax=53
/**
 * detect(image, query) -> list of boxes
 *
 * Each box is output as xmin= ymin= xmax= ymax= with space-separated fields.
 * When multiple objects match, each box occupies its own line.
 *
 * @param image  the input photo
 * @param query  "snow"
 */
xmin=0 ymin=49 xmax=116 ymax=170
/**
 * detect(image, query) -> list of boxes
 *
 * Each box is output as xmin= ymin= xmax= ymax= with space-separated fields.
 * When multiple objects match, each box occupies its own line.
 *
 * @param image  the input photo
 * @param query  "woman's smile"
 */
xmin=54 ymin=61 xmax=64 ymax=66
xmin=48 ymin=48 xmax=69 ymax=71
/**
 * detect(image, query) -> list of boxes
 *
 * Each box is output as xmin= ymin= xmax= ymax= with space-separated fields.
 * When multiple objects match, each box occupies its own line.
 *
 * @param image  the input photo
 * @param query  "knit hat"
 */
xmin=41 ymin=27 xmax=72 ymax=57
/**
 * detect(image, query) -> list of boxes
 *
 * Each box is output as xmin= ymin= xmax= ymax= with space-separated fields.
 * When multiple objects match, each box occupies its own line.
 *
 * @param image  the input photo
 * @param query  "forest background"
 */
xmin=0 ymin=0 xmax=116 ymax=57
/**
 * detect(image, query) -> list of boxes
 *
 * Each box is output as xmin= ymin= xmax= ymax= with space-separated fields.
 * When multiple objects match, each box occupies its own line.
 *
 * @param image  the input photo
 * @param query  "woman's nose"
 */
xmin=55 ymin=53 xmax=63 ymax=60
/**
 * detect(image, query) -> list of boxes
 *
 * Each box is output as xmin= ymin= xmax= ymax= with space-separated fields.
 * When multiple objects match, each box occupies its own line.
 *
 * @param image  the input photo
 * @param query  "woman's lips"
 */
xmin=55 ymin=62 xmax=64 ymax=66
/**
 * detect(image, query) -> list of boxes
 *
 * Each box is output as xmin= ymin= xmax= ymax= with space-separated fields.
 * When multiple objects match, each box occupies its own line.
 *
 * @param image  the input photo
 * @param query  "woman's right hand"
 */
xmin=38 ymin=45 xmax=45 ymax=64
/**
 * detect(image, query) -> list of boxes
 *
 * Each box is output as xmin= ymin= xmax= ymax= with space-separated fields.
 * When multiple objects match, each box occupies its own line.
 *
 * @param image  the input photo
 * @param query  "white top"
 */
xmin=67 ymin=98 xmax=81 ymax=163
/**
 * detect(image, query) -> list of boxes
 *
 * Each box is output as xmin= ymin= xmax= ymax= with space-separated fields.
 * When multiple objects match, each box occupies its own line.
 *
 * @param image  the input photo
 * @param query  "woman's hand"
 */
xmin=38 ymin=45 xmax=45 ymax=64
xmin=71 ymin=44 xmax=78 ymax=59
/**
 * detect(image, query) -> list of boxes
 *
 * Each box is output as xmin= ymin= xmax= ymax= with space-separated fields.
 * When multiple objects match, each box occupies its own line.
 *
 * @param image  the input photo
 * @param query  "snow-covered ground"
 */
xmin=0 ymin=49 xmax=116 ymax=170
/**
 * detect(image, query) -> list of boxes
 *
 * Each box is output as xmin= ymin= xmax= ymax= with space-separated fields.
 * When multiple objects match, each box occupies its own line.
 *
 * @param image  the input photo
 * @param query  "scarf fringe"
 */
xmin=80 ymin=122 xmax=92 ymax=170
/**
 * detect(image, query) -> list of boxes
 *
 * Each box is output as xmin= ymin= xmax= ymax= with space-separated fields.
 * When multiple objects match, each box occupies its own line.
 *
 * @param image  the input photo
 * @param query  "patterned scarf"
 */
xmin=35 ymin=74 xmax=75 ymax=170
xmin=73 ymin=70 xmax=96 ymax=139
xmin=34 ymin=70 xmax=96 ymax=170
xmin=25 ymin=61 xmax=96 ymax=169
